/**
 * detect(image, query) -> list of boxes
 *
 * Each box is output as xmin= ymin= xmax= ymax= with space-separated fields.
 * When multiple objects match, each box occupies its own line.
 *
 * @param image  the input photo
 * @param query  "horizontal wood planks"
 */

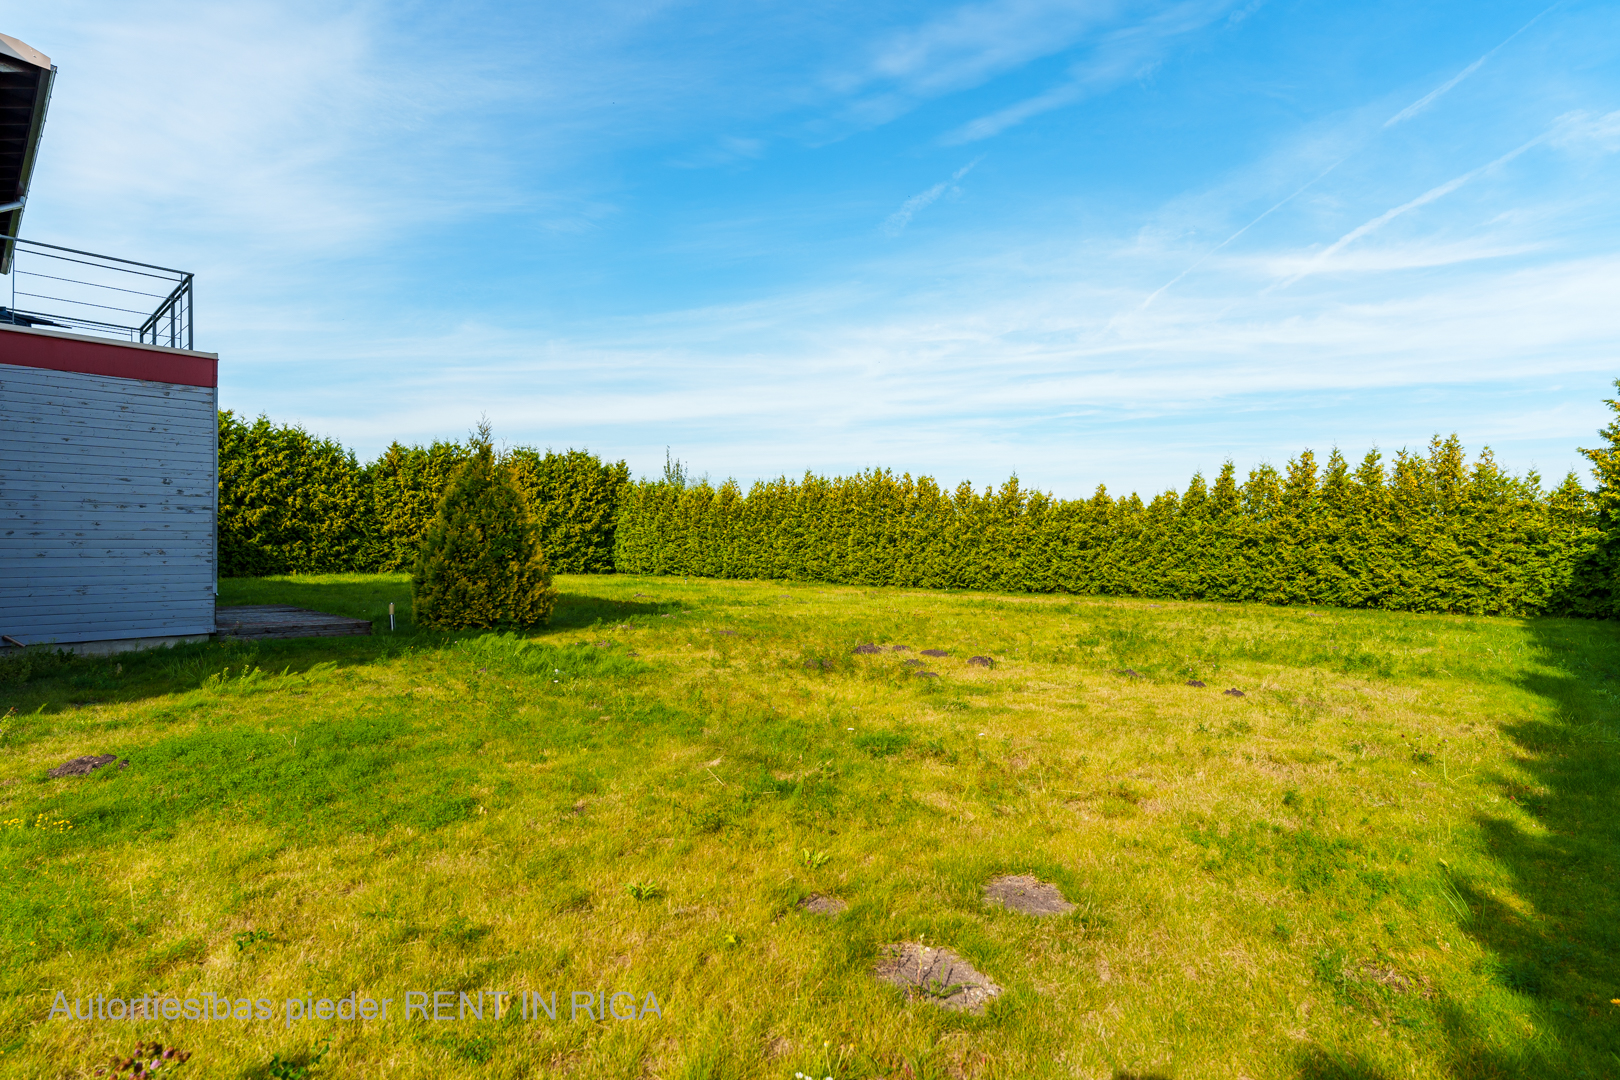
xmin=215 ymin=605 xmax=373 ymax=640
xmin=1 ymin=361 xmax=217 ymax=645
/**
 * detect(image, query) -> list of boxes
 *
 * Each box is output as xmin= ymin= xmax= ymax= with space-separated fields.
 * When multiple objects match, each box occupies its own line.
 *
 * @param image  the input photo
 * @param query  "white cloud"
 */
xmin=882 ymin=183 xmax=949 ymax=236
xmin=941 ymin=0 xmax=1234 ymax=144
xmin=836 ymin=0 xmax=1125 ymax=99
xmin=879 ymin=157 xmax=984 ymax=236
xmin=1551 ymin=109 xmax=1620 ymax=153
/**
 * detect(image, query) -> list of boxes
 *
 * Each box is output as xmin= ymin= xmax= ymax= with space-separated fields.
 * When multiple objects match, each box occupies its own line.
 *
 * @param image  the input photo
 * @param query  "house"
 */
xmin=1 ymin=32 xmax=220 ymax=654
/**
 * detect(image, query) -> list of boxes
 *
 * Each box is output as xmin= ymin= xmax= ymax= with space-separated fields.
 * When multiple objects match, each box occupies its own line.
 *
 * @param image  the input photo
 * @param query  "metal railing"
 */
xmin=0 ymin=235 xmax=194 ymax=351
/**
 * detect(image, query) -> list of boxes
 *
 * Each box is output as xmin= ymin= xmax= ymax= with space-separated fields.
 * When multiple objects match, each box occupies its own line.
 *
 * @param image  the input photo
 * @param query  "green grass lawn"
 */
xmin=3 ymin=574 xmax=1618 ymax=1079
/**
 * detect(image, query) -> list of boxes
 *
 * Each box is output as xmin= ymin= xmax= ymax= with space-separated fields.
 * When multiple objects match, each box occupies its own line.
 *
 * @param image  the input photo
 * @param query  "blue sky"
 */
xmin=13 ymin=0 xmax=1620 ymax=497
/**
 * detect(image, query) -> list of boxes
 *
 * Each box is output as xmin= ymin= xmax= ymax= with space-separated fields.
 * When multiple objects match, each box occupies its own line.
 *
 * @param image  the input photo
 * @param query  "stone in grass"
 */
xmin=917 ymin=671 xmax=940 ymax=679
xmin=48 ymin=755 xmax=125 ymax=778
xmin=903 ymin=659 xmax=924 ymax=667
xmin=1118 ymin=668 xmax=1144 ymax=679
xmin=891 ymin=645 xmax=912 ymax=652
xmin=967 ymin=656 xmax=993 ymax=668
xmin=983 ymin=874 xmax=1075 ymax=917
xmin=853 ymin=643 xmax=883 ymax=655
xmin=874 ymin=943 xmax=1002 ymax=1014
xmin=798 ymin=894 xmax=847 ymax=916
xmin=1186 ymin=679 xmax=1206 ymax=688
xmin=1223 ymin=688 xmax=1245 ymax=697
xmin=920 ymin=649 xmax=949 ymax=658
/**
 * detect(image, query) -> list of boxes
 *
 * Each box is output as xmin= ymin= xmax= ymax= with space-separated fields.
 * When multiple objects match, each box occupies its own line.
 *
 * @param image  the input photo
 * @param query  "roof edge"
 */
xmin=0 ymin=32 xmax=51 ymax=70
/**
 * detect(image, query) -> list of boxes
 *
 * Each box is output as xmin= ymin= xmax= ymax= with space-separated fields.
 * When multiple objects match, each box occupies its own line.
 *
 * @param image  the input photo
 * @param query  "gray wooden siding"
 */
xmin=1 ymin=364 xmax=217 ymax=645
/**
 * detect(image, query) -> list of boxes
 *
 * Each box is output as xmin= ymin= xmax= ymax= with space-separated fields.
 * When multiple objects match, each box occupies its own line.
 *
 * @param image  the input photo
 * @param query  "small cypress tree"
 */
xmin=411 ymin=425 xmax=558 ymax=629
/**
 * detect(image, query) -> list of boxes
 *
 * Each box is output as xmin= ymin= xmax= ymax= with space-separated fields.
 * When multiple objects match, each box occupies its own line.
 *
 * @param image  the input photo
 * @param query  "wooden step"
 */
xmin=215 ymin=604 xmax=373 ymax=640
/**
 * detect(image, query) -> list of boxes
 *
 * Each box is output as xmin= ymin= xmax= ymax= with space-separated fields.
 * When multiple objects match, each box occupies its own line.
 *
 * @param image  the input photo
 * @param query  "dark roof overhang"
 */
xmin=0 ymin=32 xmax=55 ymax=274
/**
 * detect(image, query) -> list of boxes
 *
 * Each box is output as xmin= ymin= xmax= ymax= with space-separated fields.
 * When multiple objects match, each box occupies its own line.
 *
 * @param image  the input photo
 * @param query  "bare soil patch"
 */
xmin=983 ymin=874 xmax=1075 ymax=916
xmin=47 ymin=755 xmax=125 ymax=778
xmin=797 ymin=894 xmax=847 ymax=916
xmin=874 ymin=943 xmax=1002 ymax=1014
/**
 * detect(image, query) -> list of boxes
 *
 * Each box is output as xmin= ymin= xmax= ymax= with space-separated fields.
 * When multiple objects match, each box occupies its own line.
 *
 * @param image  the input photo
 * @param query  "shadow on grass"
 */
xmin=217 ymin=574 xmax=672 ymax=633
xmin=0 ymin=577 xmax=669 ymax=716
xmin=1293 ymin=616 xmax=1620 ymax=1079
xmin=1443 ymin=616 xmax=1620 ymax=1077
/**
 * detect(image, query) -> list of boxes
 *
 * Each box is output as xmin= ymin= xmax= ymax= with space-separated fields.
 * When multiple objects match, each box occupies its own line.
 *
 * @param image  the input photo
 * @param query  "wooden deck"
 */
xmin=215 ymin=605 xmax=373 ymax=641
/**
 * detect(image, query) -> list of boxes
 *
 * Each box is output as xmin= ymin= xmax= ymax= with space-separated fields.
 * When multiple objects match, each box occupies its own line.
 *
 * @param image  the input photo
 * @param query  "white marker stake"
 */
xmin=389 ymin=602 xmax=395 ymax=632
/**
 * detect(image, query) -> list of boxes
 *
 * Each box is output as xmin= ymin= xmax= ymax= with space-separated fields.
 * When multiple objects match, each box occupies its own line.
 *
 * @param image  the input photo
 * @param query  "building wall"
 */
xmin=1 ymin=356 xmax=218 ymax=646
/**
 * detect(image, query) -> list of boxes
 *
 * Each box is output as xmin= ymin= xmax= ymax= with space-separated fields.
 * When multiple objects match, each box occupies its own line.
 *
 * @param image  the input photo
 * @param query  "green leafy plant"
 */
xmin=266 ymin=1039 xmax=329 ymax=1080
xmin=0 ymin=645 xmax=74 ymax=687
xmin=411 ymin=424 xmax=558 ymax=630
xmin=799 ymin=848 xmax=831 ymax=870
xmin=625 ymin=881 xmax=663 ymax=901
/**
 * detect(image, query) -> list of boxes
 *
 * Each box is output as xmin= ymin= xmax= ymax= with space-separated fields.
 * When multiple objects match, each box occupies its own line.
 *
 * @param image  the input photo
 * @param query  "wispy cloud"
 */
xmin=882 ymin=184 xmax=949 ymax=236
xmin=881 ymin=156 xmax=985 ymax=236
xmin=1551 ymin=108 xmax=1620 ymax=152
xmin=836 ymin=0 xmax=1123 ymax=100
xmin=247 ymin=245 xmax=1620 ymax=494
xmin=941 ymin=0 xmax=1234 ymax=144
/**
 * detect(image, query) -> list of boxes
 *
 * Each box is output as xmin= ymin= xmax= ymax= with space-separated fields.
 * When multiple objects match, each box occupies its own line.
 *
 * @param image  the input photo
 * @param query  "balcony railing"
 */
xmin=0 ymin=235 xmax=194 ymax=351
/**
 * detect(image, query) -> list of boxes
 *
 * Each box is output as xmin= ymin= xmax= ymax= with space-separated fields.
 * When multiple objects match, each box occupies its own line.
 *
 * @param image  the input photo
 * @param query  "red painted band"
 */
xmin=0 ymin=326 xmax=217 ymax=387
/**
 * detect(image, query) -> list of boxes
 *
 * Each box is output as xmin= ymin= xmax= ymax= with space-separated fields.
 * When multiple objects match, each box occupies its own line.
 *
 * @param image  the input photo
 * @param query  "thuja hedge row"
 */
xmin=217 ymin=412 xmax=628 ymax=578
xmin=613 ymin=437 xmax=1608 ymax=617
xmin=217 ymin=405 xmax=1620 ymax=616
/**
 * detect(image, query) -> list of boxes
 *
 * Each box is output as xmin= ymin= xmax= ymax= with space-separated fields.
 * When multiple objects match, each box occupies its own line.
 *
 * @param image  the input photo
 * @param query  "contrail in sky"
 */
xmin=1137 ymin=158 xmax=1344 ymax=311
xmin=1267 ymin=131 xmax=1549 ymax=291
xmin=1138 ymin=1 xmax=1560 ymax=311
xmin=1384 ymin=2 xmax=1560 ymax=127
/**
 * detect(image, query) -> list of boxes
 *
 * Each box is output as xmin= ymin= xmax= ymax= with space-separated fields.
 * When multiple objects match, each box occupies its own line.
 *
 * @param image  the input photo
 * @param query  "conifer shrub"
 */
xmin=411 ymin=428 xmax=558 ymax=629
xmin=217 ymin=411 xmax=376 ymax=576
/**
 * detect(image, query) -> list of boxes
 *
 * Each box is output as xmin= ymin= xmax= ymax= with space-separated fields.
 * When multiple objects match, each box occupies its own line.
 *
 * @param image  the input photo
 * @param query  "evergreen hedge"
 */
xmin=217 ymin=391 xmax=1620 ymax=618
xmin=216 ymin=412 xmax=627 ymax=579
xmin=218 ymin=412 xmax=377 ymax=576
xmin=613 ymin=437 xmax=1605 ymax=617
